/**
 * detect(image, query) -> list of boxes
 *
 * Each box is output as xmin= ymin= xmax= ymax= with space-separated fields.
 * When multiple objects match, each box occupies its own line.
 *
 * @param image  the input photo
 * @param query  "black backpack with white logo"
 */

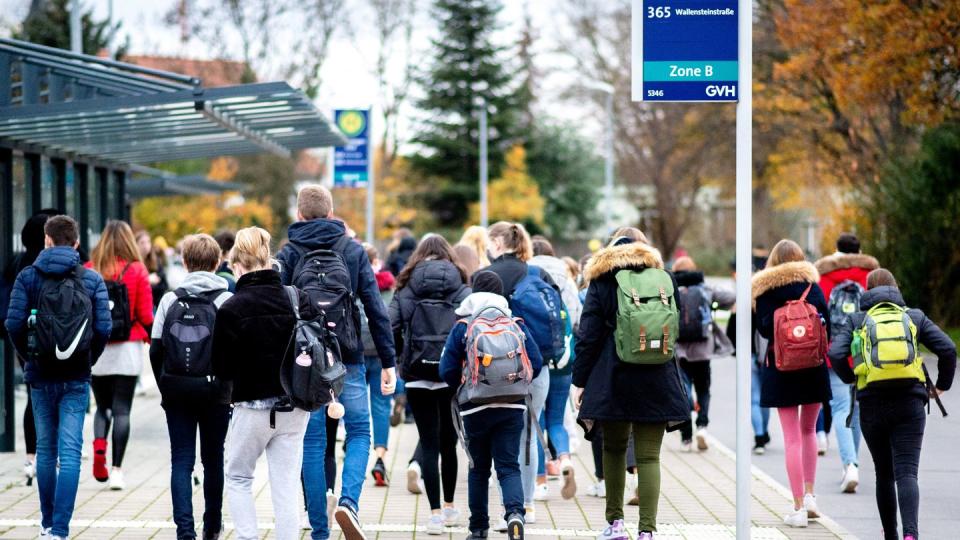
xmin=280 ymin=286 xmax=346 ymax=412
xmin=159 ymin=289 xmax=224 ymax=404
xmin=33 ymin=265 xmax=94 ymax=376
xmin=104 ymin=263 xmax=132 ymax=342
xmin=290 ymin=236 xmax=360 ymax=355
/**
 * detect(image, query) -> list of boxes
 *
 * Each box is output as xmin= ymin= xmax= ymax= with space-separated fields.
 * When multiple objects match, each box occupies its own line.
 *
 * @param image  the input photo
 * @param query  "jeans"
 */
xmin=538 ymin=372 xmax=572 ymax=476
xmin=464 ymin=408 xmax=525 ymax=534
xmin=30 ymin=380 xmax=90 ymax=538
xmin=226 ymin=406 xmax=309 ymax=540
xmin=164 ymin=403 xmax=231 ymax=539
xmin=679 ymin=359 xmax=711 ymax=441
xmin=364 ymin=355 xmax=390 ymax=450
xmin=303 ymin=363 xmax=370 ymax=539
xmin=520 ymin=369 xmax=548 ymax=504
xmin=860 ymin=395 xmax=926 ymax=540
xmin=828 ymin=370 xmax=861 ymax=467
xmin=751 ymin=357 xmax=770 ymax=437
xmin=601 ymin=421 xmax=666 ymax=531
xmin=407 ymin=387 xmax=458 ymax=509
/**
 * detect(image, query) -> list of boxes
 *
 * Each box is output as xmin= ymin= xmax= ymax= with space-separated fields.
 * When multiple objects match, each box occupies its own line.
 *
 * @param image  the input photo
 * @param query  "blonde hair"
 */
xmin=229 ymin=227 xmax=272 ymax=271
xmin=458 ymin=225 xmax=491 ymax=267
xmin=766 ymin=239 xmax=806 ymax=268
xmin=672 ymin=256 xmax=696 ymax=272
xmin=488 ymin=221 xmax=533 ymax=262
xmin=611 ymin=226 xmax=649 ymax=245
xmin=181 ymin=234 xmax=222 ymax=272
xmin=297 ymin=185 xmax=334 ymax=220
xmin=92 ymin=220 xmax=142 ymax=278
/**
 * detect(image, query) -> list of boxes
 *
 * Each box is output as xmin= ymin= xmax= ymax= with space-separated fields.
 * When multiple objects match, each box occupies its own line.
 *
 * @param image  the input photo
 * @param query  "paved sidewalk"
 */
xmin=0 ymin=387 xmax=853 ymax=539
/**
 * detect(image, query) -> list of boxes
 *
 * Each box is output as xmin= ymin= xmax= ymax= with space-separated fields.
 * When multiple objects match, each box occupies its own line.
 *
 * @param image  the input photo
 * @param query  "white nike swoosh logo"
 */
xmin=56 ymin=319 xmax=88 ymax=360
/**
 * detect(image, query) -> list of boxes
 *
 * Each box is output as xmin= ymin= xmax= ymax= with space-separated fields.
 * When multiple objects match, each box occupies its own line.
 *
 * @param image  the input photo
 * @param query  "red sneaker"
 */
xmin=93 ymin=438 xmax=109 ymax=482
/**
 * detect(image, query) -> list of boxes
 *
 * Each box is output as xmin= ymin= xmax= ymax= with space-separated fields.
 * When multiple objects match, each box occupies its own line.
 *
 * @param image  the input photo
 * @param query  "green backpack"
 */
xmin=613 ymin=269 xmax=679 ymax=365
xmin=851 ymin=302 xmax=925 ymax=390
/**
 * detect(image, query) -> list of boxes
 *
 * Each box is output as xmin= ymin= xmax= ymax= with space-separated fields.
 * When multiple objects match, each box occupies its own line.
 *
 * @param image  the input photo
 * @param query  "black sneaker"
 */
xmin=201 ymin=526 xmax=222 ymax=540
xmin=466 ymin=530 xmax=488 ymax=540
xmin=335 ymin=504 xmax=367 ymax=540
xmin=371 ymin=458 xmax=389 ymax=487
xmin=506 ymin=513 xmax=524 ymax=540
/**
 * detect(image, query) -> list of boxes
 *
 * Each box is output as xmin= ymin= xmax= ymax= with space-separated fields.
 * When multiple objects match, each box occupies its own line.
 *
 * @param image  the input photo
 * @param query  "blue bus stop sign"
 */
xmin=333 ymin=109 xmax=371 ymax=188
xmin=632 ymin=0 xmax=738 ymax=102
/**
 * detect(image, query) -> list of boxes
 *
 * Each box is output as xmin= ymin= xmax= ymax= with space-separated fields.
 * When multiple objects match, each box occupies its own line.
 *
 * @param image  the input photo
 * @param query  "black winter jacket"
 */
xmin=573 ymin=242 xmax=690 ymax=434
xmin=386 ymin=237 xmax=417 ymax=276
xmin=211 ymin=269 xmax=316 ymax=404
xmin=389 ymin=260 xmax=470 ymax=382
xmin=828 ymin=286 xmax=956 ymax=402
xmin=276 ymin=218 xmax=396 ymax=368
xmin=752 ymin=261 xmax=832 ymax=408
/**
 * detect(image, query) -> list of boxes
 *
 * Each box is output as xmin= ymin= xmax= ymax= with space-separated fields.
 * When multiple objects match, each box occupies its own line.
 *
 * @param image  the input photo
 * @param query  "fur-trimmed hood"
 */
xmin=583 ymin=242 xmax=664 ymax=282
xmin=814 ymin=253 xmax=879 ymax=276
xmin=751 ymin=261 xmax=819 ymax=303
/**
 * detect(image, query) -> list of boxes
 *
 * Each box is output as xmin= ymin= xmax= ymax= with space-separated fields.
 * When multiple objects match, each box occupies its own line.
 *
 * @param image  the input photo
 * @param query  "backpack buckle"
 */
xmin=639 ymin=326 xmax=647 ymax=351
xmin=631 ymin=288 xmax=640 ymax=306
xmin=659 ymin=287 xmax=668 ymax=305
xmin=662 ymin=325 xmax=670 ymax=354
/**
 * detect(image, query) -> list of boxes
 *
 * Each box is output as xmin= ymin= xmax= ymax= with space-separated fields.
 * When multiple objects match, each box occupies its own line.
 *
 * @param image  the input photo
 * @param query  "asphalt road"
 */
xmin=704 ymin=331 xmax=960 ymax=539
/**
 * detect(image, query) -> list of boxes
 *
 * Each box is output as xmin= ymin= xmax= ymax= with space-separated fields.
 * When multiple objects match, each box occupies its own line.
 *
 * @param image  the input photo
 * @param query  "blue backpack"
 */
xmin=509 ymin=267 xmax=566 ymax=362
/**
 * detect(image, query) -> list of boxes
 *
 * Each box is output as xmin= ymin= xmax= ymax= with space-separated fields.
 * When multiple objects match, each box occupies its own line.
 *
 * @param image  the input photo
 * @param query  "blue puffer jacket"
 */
xmin=276 ymin=218 xmax=397 ymax=368
xmin=5 ymin=246 xmax=112 ymax=383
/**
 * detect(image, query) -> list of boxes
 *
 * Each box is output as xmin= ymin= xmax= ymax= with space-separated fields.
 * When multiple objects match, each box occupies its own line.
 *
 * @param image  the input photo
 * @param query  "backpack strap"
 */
xmin=450 ymin=396 xmax=474 ymax=468
xmin=284 ymin=286 xmax=300 ymax=320
xmin=116 ymin=261 xmax=133 ymax=281
xmin=799 ymin=284 xmax=813 ymax=302
xmin=174 ymin=288 xmax=190 ymax=300
xmin=331 ymin=234 xmax=352 ymax=255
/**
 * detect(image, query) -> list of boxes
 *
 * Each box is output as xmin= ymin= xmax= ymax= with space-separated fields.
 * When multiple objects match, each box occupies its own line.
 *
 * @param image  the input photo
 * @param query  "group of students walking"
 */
xmin=2 ymin=184 xmax=955 ymax=540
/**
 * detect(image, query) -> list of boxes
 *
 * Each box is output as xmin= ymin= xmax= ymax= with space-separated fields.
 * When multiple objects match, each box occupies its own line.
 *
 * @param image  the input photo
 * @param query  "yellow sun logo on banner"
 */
xmin=337 ymin=110 xmax=366 ymax=138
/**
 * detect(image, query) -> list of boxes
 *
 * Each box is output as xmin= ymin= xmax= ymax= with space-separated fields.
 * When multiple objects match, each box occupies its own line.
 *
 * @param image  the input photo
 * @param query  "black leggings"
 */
xmin=91 ymin=375 xmax=138 ymax=467
xmin=407 ymin=387 xmax=458 ymax=510
xmin=325 ymin=414 xmax=339 ymax=491
xmin=860 ymin=395 xmax=926 ymax=540
xmin=24 ymin=388 xmax=37 ymax=455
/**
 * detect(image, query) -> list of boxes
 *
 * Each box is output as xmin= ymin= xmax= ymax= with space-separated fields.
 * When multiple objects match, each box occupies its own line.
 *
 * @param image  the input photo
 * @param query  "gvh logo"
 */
xmin=706 ymin=85 xmax=736 ymax=98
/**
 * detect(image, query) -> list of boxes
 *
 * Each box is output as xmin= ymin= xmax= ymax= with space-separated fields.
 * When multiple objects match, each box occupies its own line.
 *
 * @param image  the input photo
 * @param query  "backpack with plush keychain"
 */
xmin=613 ymin=268 xmax=679 ymax=364
xmin=851 ymin=302 xmax=924 ymax=390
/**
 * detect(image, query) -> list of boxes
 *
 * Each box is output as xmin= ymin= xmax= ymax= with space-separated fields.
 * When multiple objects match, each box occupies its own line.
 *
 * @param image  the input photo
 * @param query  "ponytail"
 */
xmin=489 ymin=221 xmax=533 ymax=262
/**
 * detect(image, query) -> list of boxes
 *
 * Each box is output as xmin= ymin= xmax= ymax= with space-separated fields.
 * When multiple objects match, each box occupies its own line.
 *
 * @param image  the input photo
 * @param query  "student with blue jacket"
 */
xmin=5 ymin=215 xmax=112 ymax=540
xmin=440 ymin=271 xmax=543 ymax=540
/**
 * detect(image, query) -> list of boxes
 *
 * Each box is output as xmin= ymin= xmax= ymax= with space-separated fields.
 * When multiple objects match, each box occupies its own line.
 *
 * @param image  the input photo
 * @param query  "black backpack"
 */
xmin=104 ymin=262 xmax=132 ymax=342
xmin=280 ymin=286 xmax=346 ymax=412
xmin=828 ymin=280 xmax=864 ymax=333
xmin=401 ymin=296 xmax=459 ymax=382
xmin=678 ymin=284 xmax=712 ymax=342
xmin=158 ymin=288 xmax=225 ymax=404
xmin=290 ymin=236 xmax=360 ymax=355
xmin=32 ymin=265 xmax=94 ymax=375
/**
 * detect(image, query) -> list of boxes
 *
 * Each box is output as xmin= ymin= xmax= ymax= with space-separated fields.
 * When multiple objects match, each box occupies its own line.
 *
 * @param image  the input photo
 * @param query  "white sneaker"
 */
xmin=494 ymin=516 xmax=508 ymax=532
xmin=108 ymin=468 xmax=125 ymax=490
xmin=804 ymin=493 xmax=820 ymax=518
xmin=24 ymin=460 xmax=36 ymax=486
xmin=680 ymin=441 xmax=694 ymax=453
xmin=559 ymin=457 xmax=577 ymax=499
xmin=840 ymin=464 xmax=859 ymax=493
xmin=783 ymin=507 xmax=808 ymax=527
xmin=817 ymin=432 xmax=828 ymax=456
xmin=626 ymin=473 xmax=639 ymax=506
xmin=525 ymin=506 xmax=536 ymax=524
xmin=425 ymin=513 xmax=444 ymax=535
xmin=38 ymin=527 xmax=51 ymax=539
xmin=533 ymin=482 xmax=549 ymax=501
xmin=695 ymin=428 xmax=709 ymax=451
xmin=753 ymin=445 xmax=766 ymax=456
xmin=442 ymin=506 xmax=460 ymax=526
xmin=406 ymin=461 xmax=423 ymax=494
xmin=326 ymin=490 xmax=337 ymax=525
xmin=586 ymin=480 xmax=606 ymax=498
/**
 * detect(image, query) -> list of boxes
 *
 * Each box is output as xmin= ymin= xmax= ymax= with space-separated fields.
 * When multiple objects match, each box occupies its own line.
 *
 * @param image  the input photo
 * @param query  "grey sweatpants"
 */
xmin=225 ymin=406 xmax=310 ymax=540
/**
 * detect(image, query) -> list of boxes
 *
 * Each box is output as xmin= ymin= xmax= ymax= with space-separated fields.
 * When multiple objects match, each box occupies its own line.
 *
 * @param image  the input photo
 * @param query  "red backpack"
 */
xmin=772 ymin=284 xmax=827 ymax=371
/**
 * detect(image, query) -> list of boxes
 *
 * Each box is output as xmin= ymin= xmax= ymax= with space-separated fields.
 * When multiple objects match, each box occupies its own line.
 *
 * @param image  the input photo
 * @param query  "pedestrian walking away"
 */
xmin=389 ymin=235 xmax=470 ymax=533
xmin=4 ymin=215 xmax=112 ymax=540
xmin=828 ymin=268 xmax=956 ymax=540
xmin=671 ymin=256 xmax=736 ymax=453
xmin=150 ymin=234 xmax=233 ymax=540
xmin=87 ymin=220 xmax=155 ymax=491
xmin=439 ymin=271 xmax=544 ymax=540
xmin=572 ymin=230 xmax=690 ymax=540
xmin=212 ymin=227 xmax=318 ymax=540
xmin=752 ymin=239 xmax=832 ymax=528
xmin=277 ymin=185 xmax=397 ymax=540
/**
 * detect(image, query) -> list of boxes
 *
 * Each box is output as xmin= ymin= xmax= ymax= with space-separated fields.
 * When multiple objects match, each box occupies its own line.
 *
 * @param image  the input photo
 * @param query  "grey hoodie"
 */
xmin=151 ymin=271 xmax=232 ymax=340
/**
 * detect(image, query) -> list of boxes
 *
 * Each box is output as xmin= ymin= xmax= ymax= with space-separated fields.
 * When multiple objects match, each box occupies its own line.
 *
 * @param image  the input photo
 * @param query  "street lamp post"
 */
xmin=478 ymin=98 xmax=489 ymax=229
xmin=583 ymin=80 xmax=616 ymax=235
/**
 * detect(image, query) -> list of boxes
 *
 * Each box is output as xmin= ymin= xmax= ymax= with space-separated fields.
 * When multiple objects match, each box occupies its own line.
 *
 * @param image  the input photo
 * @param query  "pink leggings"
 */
xmin=777 ymin=404 xmax=821 ymax=502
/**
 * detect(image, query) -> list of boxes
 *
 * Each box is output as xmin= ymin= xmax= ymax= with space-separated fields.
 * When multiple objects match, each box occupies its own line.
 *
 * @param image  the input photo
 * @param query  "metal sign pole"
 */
xmin=735 ymin=0 xmax=753 ymax=538
xmin=479 ymin=99 xmax=489 ymax=229
xmin=366 ymin=108 xmax=375 ymax=244
xmin=70 ymin=0 xmax=82 ymax=53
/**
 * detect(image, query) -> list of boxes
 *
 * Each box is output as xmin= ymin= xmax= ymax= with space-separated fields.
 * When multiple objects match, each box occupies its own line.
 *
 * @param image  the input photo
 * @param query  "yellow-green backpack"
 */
xmin=852 ymin=302 xmax=925 ymax=390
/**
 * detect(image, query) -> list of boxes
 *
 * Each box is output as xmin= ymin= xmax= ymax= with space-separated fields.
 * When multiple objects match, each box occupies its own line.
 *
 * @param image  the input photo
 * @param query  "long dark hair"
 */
xmin=395 ymin=234 xmax=468 ymax=290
